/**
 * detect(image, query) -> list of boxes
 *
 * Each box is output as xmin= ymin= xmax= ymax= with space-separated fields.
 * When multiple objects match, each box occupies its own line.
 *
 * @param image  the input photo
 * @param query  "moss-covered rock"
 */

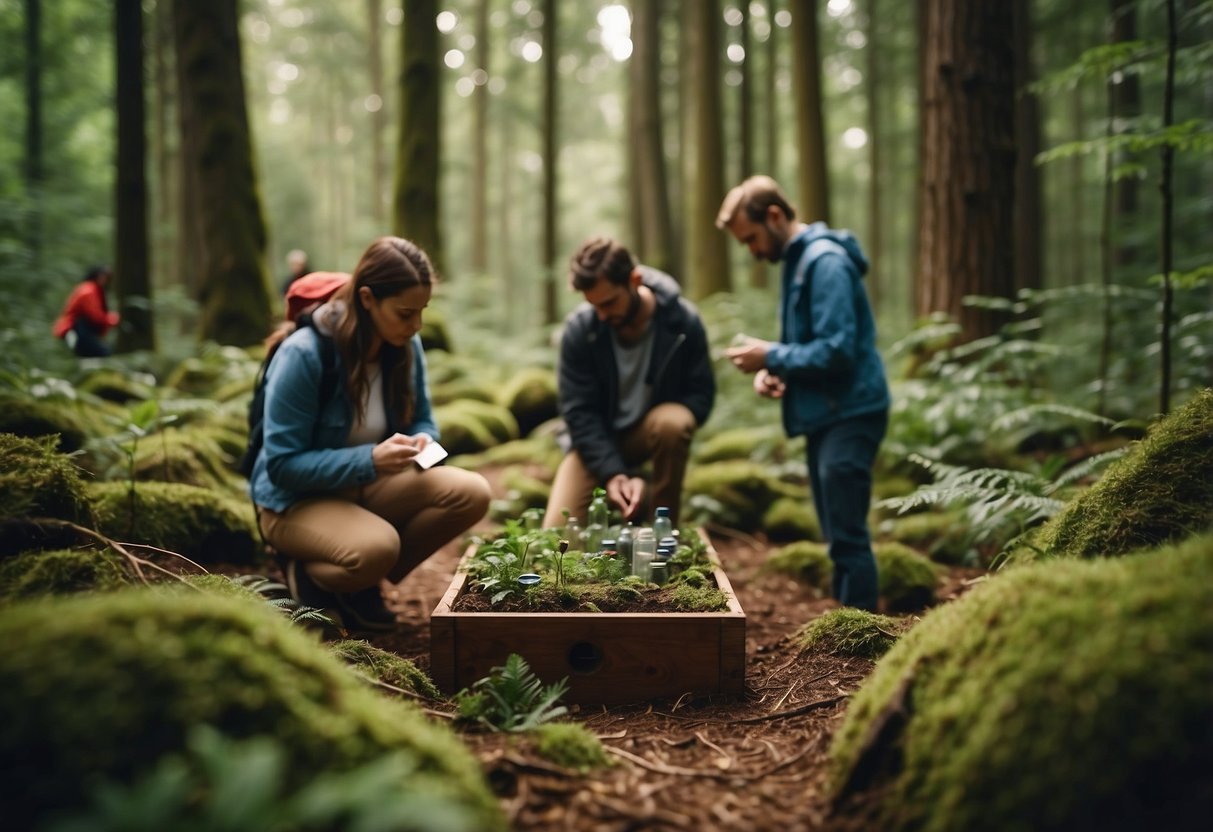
xmin=530 ymin=722 xmax=613 ymax=772
xmin=763 ymin=496 xmax=822 ymax=542
xmin=873 ymin=542 xmax=940 ymax=613
xmin=0 ymin=589 xmax=504 ymax=829
xmin=0 ymin=433 xmax=97 ymax=556
xmin=75 ymin=368 xmax=156 ymax=404
xmin=693 ymin=425 xmax=788 ymax=464
xmin=0 ymin=394 xmax=95 ymax=452
xmin=1017 ymin=388 xmax=1213 ymax=563
xmin=435 ymin=400 xmax=519 ymax=455
xmin=871 ymin=474 xmax=919 ymax=503
xmin=128 ymin=427 xmax=245 ymax=494
xmin=90 ymin=481 xmax=260 ymax=565
xmin=429 ymin=378 xmax=498 ymax=407
xmin=329 ymin=639 xmax=441 ymax=699
xmin=798 ymin=608 xmax=907 ymax=659
xmin=828 ymin=534 xmax=1213 ymax=832
xmin=882 ymin=510 xmax=972 ymax=565
xmin=420 ymin=306 xmax=453 ymax=352
xmin=683 ymin=460 xmax=801 ymax=531
xmin=451 ymin=435 xmax=563 ymax=475
xmin=497 ymin=367 xmax=559 ymax=437
xmin=763 ymin=540 xmax=832 ymax=592
xmin=0 ymin=547 xmax=131 ymax=600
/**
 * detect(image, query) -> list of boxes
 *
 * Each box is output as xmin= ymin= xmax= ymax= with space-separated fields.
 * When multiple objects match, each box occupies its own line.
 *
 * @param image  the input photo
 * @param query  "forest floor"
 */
xmin=334 ymin=466 xmax=986 ymax=832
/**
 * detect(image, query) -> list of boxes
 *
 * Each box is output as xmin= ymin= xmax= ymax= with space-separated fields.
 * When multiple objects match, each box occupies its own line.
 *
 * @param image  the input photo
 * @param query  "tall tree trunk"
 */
xmin=471 ymin=0 xmax=490 ymax=273
xmin=394 ymin=0 xmax=444 ymax=276
xmin=740 ymin=1 xmax=766 ymax=288
xmin=1108 ymin=0 xmax=1140 ymax=270
xmin=1158 ymin=0 xmax=1176 ymax=414
xmin=541 ymin=0 xmax=558 ymax=323
xmin=153 ymin=0 xmax=176 ymax=291
xmin=629 ymin=0 xmax=675 ymax=275
xmin=686 ymin=0 xmax=731 ymax=299
xmin=915 ymin=0 xmax=1016 ymax=342
xmin=790 ymin=0 xmax=829 ymax=223
xmin=864 ymin=0 xmax=882 ymax=310
xmin=114 ymin=0 xmax=154 ymax=352
xmin=172 ymin=0 xmax=271 ymax=346
xmin=766 ymin=0 xmax=779 ymax=184
xmin=367 ymin=0 xmax=386 ymax=225
xmin=499 ymin=109 xmax=516 ymax=332
xmin=24 ymin=0 xmax=42 ymax=271
xmin=1012 ymin=0 xmax=1042 ymax=295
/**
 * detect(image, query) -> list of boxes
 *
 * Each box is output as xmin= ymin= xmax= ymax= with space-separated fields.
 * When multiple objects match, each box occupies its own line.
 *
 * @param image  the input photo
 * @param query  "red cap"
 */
xmin=285 ymin=271 xmax=350 ymax=322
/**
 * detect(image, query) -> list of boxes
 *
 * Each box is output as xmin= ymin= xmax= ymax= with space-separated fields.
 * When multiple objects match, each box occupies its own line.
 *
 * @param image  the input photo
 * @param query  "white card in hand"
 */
xmin=413 ymin=441 xmax=449 ymax=469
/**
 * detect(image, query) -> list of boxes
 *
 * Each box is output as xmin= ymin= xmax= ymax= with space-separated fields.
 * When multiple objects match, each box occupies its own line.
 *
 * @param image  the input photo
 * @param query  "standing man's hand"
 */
xmin=725 ymin=336 xmax=772 ymax=374
xmin=606 ymin=473 xmax=645 ymax=521
xmin=754 ymin=369 xmax=786 ymax=399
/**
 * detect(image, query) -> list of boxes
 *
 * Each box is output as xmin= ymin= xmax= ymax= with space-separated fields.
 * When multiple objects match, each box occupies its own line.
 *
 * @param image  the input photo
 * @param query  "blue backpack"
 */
xmin=239 ymin=311 xmax=340 ymax=478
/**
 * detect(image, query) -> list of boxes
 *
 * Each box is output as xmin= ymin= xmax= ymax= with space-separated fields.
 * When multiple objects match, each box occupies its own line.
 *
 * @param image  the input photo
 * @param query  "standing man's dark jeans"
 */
xmin=806 ymin=410 xmax=888 ymax=611
xmin=69 ymin=320 xmax=111 ymax=357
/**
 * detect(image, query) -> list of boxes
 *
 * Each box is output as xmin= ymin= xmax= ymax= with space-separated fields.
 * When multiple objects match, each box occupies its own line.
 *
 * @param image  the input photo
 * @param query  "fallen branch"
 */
xmin=29 ymin=518 xmax=199 ymax=587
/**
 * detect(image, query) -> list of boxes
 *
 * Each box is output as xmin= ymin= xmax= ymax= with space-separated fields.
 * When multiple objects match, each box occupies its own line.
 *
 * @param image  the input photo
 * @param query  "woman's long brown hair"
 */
xmin=331 ymin=236 xmax=435 ymax=426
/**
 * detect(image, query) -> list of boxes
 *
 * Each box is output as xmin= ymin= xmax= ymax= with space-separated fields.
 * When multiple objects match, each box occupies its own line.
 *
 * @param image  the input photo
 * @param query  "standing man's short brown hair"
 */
xmin=715 ymin=174 xmax=798 ymax=229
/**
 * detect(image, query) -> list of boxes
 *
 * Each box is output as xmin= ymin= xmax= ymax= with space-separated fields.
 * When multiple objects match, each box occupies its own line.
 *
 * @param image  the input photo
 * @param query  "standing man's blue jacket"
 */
xmin=767 ymin=222 xmax=889 ymax=437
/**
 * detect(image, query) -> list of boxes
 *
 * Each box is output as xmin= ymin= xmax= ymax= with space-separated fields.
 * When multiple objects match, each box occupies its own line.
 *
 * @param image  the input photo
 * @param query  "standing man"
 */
xmin=280 ymin=249 xmax=312 ymax=296
xmin=718 ymin=175 xmax=889 ymax=611
xmin=544 ymin=237 xmax=715 ymax=528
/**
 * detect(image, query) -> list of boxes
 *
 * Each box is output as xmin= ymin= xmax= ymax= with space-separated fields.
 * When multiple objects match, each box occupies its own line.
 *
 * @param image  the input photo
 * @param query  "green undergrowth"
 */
xmin=0 ymin=432 xmax=98 ymax=556
xmin=797 ymin=608 xmax=909 ymax=660
xmin=529 ymin=722 xmax=613 ymax=773
xmin=0 ymin=587 xmax=504 ymax=830
xmin=0 ymin=546 xmax=131 ymax=601
xmin=329 ymin=639 xmax=441 ymax=699
xmin=828 ymin=532 xmax=1213 ymax=831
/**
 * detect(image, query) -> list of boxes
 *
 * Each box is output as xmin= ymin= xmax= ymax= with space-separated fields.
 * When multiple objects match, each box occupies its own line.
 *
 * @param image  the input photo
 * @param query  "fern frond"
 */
xmin=992 ymin=403 xmax=1116 ymax=432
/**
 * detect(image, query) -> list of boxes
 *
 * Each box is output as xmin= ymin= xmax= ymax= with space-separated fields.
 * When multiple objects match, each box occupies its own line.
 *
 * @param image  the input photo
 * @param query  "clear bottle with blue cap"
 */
xmin=652 ymin=506 xmax=673 ymax=541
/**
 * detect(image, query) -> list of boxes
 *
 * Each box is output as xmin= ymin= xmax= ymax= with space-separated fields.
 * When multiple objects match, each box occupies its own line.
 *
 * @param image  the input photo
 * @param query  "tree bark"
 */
xmin=115 ymin=0 xmax=154 ymax=352
xmin=471 ymin=0 xmax=490 ymax=274
xmin=24 ymin=0 xmax=42 ymax=270
xmin=394 ymin=0 xmax=445 ymax=276
xmin=1108 ymin=0 xmax=1140 ymax=269
xmin=152 ymin=0 xmax=176 ymax=293
xmin=629 ymin=0 xmax=676 ymax=275
xmin=172 ymin=0 xmax=272 ymax=346
xmin=686 ymin=0 xmax=731 ymax=298
xmin=1012 ymin=0 xmax=1042 ymax=296
xmin=864 ymin=0 xmax=882 ymax=311
xmin=541 ymin=0 xmax=558 ymax=322
xmin=367 ymin=0 xmax=386 ymax=225
xmin=1158 ymin=0 xmax=1176 ymax=414
xmin=790 ymin=0 xmax=829 ymax=223
xmin=914 ymin=0 xmax=1017 ymax=342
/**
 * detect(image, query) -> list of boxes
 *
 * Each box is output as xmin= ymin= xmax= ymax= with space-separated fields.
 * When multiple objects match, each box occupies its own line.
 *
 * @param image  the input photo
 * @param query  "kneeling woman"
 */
xmin=250 ymin=236 xmax=490 ymax=630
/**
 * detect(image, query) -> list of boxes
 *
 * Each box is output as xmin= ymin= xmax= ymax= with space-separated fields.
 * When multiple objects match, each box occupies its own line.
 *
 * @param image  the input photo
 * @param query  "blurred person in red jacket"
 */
xmin=53 ymin=266 xmax=120 ymax=357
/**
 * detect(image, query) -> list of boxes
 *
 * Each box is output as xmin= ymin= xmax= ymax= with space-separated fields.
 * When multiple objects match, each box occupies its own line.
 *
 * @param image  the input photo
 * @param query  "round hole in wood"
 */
xmin=567 ymin=641 xmax=604 ymax=674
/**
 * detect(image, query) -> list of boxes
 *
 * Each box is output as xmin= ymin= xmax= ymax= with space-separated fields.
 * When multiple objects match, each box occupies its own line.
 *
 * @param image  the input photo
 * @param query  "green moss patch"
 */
xmin=0 ymin=547 xmax=131 ymax=600
xmin=797 ymin=608 xmax=907 ymax=659
xmin=129 ymin=427 xmax=245 ymax=494
xmin=530 ymin=723 xmax=612 ymax=772
xmin=0 ymin=395 xmax=96 ymax=453
xmin=763 ymin=497 xmax=822 ymax=542
xmin=0 ymin=433 xmax=97 ymax=556
xmin=90 ymin=481 xmax=260 ymax=565
xmin=0 ymin=589 xmax=503 ymax=829
xmin=873 ymin=542 xmax=940 ymax=613
xmin=1022 ymin=388 xmax=1213 ymax=562
xmin=882 ymin=511 xmax=972 ymax=565
xmin=684 ymin=460 xmax=802 ymax=531
xmin=693 ymin=425 xmax=788 ymax=464
xmin=763 ymin=541 xmax=832 ymax=592
xmin=497 ymin=367 xmax=559 ymax=437
xmin=329 ymin=639 xmax=441 ymax=699
xmin=828 ymin=533 xmax=1213 ymax=831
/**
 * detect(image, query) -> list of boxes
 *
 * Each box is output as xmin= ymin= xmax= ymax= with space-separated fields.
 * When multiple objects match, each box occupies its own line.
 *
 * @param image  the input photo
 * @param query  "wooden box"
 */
xmin=429 ymin=536 xmax=746 ymax=705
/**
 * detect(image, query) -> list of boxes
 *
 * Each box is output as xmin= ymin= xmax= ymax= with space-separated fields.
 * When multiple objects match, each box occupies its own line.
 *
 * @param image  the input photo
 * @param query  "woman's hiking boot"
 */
xmin=283 ymin=558 xmax=338 ymax=610
xmin=335 ymin=586 xmax=399 ymax=632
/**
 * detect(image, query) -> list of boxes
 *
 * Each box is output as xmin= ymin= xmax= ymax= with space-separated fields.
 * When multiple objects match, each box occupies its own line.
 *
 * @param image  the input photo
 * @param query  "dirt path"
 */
xmin=369 ymin=527 xmax=876 ymax=831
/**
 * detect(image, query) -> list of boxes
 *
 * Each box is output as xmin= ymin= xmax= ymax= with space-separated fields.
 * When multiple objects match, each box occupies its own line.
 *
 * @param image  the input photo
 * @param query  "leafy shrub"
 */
xmin=455 ymin=653 xmax=569 ymax=732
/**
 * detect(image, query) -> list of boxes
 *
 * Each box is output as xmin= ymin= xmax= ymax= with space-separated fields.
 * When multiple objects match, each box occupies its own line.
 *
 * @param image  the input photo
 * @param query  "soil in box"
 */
xmin=430 ymin=531 xmax=746 ymax=705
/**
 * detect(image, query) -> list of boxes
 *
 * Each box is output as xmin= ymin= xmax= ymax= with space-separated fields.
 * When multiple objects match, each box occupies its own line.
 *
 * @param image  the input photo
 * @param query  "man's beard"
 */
xmin=763 ymin=222 xmax=786 ymax=263
xmin=611 ymin=288 xmax=643 ymax=328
